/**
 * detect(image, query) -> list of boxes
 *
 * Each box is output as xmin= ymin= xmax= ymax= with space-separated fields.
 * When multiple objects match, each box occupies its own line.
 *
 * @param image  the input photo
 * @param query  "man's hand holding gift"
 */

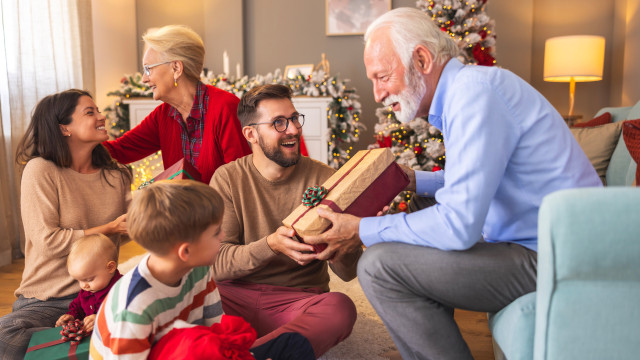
xmin=266 ymin=226 xmax=317 ymax=266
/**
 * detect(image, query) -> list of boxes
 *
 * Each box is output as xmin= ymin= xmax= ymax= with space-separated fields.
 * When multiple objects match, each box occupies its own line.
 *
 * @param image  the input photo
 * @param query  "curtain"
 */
xmin=0 ymin=0 xmax=95 ymax=266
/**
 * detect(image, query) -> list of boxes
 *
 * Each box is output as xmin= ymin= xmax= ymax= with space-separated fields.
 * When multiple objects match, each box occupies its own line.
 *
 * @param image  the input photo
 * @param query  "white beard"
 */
xmin=384 ymin=65 xmax=427 ymax=123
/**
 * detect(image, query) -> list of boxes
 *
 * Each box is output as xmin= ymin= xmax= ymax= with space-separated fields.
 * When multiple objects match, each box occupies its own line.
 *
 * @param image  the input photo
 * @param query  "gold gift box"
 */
xmin=283 ymin=148 xmax=408 ymax=239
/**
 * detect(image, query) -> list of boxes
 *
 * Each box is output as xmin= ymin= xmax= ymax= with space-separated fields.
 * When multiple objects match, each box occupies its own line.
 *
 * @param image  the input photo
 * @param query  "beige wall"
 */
xmin=91 ymin=0 xmax=138 ymax=111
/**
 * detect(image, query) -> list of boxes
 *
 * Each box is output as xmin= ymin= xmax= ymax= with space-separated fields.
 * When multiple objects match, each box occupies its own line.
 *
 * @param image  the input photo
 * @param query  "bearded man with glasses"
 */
xmin=209 ymin=84 xmax=361 ymax=358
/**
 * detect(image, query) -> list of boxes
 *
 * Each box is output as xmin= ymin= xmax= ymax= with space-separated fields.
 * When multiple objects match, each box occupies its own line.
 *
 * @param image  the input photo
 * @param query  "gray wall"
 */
xmin=204 ymin=1 xmax=243 ymax=76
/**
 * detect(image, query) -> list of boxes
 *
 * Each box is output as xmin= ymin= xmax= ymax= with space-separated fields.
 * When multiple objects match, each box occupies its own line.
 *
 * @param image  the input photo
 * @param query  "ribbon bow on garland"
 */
xmin=302 ymin=185 xmax=328 ymax=208
xmin=60 ymin=319 xmax=87 ymax=345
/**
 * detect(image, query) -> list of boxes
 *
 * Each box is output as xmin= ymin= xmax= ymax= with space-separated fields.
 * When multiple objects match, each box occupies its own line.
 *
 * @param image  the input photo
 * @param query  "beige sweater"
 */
xmin=16 ymin=158 xmax=131 ymax=300
xmin=210 ymin=155 xmax=362 ymax=291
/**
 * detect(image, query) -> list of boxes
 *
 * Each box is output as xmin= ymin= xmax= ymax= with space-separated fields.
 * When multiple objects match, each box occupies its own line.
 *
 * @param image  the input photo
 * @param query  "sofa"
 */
xmin=488 ymin=101 xmax=640 ymax=359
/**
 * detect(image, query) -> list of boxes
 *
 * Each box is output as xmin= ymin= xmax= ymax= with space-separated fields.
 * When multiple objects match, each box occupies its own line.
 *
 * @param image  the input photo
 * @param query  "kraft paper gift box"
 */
xmin=283 ymin=148 xmax=409 ymax=251
xmin=138 ymin=158 xmax=201 ymax=189
xmin=24 ymin=325 xmax=89 ymax=360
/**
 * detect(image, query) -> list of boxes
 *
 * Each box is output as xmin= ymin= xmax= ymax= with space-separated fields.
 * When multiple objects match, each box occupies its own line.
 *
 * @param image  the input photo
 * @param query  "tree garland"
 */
xmin=368 ymin=109 xmax=445 ymax=212
xmin=105 ymin=69 xmax=365 ymax=169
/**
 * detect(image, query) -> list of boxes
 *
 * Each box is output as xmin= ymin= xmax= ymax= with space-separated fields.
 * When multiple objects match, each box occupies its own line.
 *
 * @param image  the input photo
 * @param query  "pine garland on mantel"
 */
xmin=105 ymin=69 xmax=366 ymax=169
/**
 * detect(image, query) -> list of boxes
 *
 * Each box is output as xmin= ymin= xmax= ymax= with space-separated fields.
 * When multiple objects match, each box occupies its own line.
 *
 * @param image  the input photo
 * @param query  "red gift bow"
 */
xmin=26 ymin=319 xmax=90 ymax=360
xmin=61 ymin=319 xmax=87 ymax=345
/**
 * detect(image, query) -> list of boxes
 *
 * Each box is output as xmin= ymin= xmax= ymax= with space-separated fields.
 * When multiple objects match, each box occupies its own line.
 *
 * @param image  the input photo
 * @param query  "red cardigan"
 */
xmin=104 ymin=85 xmax=251 ymax=184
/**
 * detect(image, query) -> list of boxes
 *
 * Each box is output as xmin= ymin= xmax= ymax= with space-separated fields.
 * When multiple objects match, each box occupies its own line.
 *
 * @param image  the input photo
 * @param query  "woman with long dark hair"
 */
xmin=0 ymin=89 xmax=131 ymax=359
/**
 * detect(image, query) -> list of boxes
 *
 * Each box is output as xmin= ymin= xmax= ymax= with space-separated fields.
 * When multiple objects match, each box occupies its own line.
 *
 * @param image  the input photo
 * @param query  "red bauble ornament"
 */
xmin=397 ymin=202 xmax=408 ymax=212
xmin=377 ymin=135 xmax=392 ymax=148
xmin=414 ymin=146 xmax=423 ymax=155
xmin=472 ymin=43 xmax=495 ymax=66
xmin=432 ymin=165 xmax=442 ymax=172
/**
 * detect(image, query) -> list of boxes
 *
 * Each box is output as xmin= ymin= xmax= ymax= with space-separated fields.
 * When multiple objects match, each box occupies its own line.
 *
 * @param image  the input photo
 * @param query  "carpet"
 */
xmin=319 ymin=272 xmax=398 ymax=360
xmin=119 ymin=255 xmax=398 ymax=359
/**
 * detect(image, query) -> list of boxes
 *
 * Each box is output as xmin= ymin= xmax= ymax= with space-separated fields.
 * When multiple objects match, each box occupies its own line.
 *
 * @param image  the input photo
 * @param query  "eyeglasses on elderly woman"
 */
xmin=143 ymin=61 xmax=173 ymax=76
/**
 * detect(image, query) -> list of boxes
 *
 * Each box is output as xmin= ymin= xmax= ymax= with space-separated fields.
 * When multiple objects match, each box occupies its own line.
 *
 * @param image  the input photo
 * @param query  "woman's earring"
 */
xmin=174 ymin=78 xmax=178 ymax=87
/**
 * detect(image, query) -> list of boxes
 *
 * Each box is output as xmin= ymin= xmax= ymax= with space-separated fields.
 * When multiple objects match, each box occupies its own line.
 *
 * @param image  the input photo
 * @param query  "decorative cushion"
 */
xmin=571 ymin=121 xmax=623 ymax=184
xmin=572 ymin=112 xmax=612 ymax=128
xmin=622 ymin=119 xmax=640 ymax=186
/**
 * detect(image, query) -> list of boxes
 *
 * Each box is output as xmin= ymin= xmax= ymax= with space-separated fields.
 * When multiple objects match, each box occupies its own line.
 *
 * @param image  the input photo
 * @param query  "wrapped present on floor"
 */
xmin=138 ymin=158 xmax=201 ymax=189
xmin=24 ymin=319 xmax=90 ymax=360
xmin=283 ymin=148 xmax=409 ymax=252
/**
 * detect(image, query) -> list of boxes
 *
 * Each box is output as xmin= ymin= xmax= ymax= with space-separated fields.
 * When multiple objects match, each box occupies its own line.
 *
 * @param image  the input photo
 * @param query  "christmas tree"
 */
xmin=368 ymin=108 xmax=445 ymax=212
xmin=416 ymin=0 xmax=497 ymax=66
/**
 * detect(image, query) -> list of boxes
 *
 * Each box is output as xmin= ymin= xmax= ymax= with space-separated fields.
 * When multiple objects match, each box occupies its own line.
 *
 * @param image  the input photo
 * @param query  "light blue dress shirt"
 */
xmin=360 ymin=59 xmax=602 ymax=252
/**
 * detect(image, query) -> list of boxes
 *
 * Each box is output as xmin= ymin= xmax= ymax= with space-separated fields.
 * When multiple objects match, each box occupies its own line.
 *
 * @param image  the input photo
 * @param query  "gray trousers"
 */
xmin=0 ymin=294 xmax=75 ymax=360
xmin=357 ymin=241 xmax=537 ymax=360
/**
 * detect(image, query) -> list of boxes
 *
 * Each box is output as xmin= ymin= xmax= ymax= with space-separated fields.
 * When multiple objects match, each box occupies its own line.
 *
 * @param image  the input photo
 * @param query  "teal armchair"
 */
xmin=534 ymin=187 xmax=640 ymax=359
xmin=490 ymin=188 xmax=640 ymax=359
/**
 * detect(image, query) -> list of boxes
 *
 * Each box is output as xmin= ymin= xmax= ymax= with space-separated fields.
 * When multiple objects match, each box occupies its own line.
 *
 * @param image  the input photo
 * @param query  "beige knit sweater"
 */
xmin=210 ymin=154 xmax=362 ymax=291
xmin=15 ymin=157 xmax=131 ymax=300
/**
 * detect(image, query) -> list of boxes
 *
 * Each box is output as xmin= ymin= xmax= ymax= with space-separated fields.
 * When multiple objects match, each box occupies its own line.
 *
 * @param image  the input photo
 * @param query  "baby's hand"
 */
xmin=83 ymin=314 xmax=96 ymax=333
xmin=56 ymin=314 xmax=74 ymax=327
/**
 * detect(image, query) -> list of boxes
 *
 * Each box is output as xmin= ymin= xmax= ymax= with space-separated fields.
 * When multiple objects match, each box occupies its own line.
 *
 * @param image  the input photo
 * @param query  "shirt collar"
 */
xmin=428 ymin=58 xmax=464 ymax=130
xmin=168 ymin=81 xmax=207 ymax=121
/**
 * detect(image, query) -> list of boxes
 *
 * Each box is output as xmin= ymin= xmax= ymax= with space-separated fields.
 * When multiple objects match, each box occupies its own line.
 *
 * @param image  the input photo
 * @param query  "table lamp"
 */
xmin=543 ymin=35 xmax=605 ymax=117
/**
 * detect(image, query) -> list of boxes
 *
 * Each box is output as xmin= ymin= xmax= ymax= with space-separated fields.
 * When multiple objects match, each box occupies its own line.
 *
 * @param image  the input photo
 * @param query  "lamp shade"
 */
xmin=543 ymin=35 xmax=605 ymax=82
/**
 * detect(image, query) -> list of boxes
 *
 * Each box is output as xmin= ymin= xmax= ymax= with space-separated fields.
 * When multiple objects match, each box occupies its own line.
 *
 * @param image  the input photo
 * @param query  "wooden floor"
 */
xmin=0 ymin=241 xmax=494 ymax=359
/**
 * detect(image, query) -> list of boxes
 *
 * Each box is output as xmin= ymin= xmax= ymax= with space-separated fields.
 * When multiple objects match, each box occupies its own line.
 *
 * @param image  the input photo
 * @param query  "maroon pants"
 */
xmin=217 ymin=280 xmax=357 ymax=357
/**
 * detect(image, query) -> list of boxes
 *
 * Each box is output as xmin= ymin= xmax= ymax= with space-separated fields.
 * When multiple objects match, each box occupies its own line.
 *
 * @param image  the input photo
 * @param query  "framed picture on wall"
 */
xmin=284 ymin=64 xmax=315 ymax=80
xmin=326 ymin=0 xmax=391 ymax=36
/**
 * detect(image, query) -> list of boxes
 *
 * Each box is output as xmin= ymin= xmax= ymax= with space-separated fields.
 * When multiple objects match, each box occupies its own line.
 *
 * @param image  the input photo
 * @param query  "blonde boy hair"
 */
xmin=143 ymin=25 xmax=205 ymax=83
xmin=68 ymin=234 xmax=118 ymax=266
xmin=128 ymin=180 xmax=224 ymax=255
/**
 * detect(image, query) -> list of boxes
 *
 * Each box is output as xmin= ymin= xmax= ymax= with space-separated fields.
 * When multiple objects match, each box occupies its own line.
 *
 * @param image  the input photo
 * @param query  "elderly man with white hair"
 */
xmin=304 ymin=7 xmax=601 ymax=359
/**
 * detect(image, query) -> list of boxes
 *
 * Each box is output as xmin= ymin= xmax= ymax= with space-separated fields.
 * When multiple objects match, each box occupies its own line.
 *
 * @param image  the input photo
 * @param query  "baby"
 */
xmin=55 ymin=234 xmax=122 ymax=333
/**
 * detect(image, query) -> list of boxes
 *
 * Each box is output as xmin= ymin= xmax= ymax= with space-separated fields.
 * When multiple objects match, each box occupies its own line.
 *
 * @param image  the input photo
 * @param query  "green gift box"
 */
xmin=24 ymin=326 xmax=89 ymax=360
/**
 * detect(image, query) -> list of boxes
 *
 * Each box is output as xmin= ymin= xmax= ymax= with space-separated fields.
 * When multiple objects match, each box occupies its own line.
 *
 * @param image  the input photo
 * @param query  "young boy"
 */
xmin=89 ymin=180 xmax=314 ymax=360
xmin=55 ymin=234 xmax=122 ymax=333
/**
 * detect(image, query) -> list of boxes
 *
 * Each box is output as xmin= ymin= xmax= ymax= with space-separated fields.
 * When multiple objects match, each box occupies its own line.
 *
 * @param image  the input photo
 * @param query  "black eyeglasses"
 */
xmin=248 ymin=113 xmax=305 ymax=133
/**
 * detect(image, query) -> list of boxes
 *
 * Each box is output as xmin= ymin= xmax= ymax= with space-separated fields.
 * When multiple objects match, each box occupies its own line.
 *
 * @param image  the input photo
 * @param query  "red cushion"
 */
xmin=572 ymin=112 xmax=612 ymax=128
xmin=622 ymin=118 xmax=640 ymax=186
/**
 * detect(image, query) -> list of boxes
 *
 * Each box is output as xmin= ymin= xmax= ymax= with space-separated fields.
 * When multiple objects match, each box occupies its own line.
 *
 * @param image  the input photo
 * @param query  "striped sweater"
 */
xmin=89 ymin=254 xmax=223 ymax=359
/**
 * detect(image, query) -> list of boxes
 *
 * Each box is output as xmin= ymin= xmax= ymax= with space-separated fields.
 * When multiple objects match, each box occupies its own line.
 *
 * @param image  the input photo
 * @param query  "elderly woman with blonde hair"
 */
xmin=104 ymin=25 xmax=251 ymax=184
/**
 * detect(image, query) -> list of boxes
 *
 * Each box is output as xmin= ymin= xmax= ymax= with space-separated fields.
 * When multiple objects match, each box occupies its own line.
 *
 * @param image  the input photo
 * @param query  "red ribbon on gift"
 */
xmin=26 ymin=319 xmax=89 ymax=360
